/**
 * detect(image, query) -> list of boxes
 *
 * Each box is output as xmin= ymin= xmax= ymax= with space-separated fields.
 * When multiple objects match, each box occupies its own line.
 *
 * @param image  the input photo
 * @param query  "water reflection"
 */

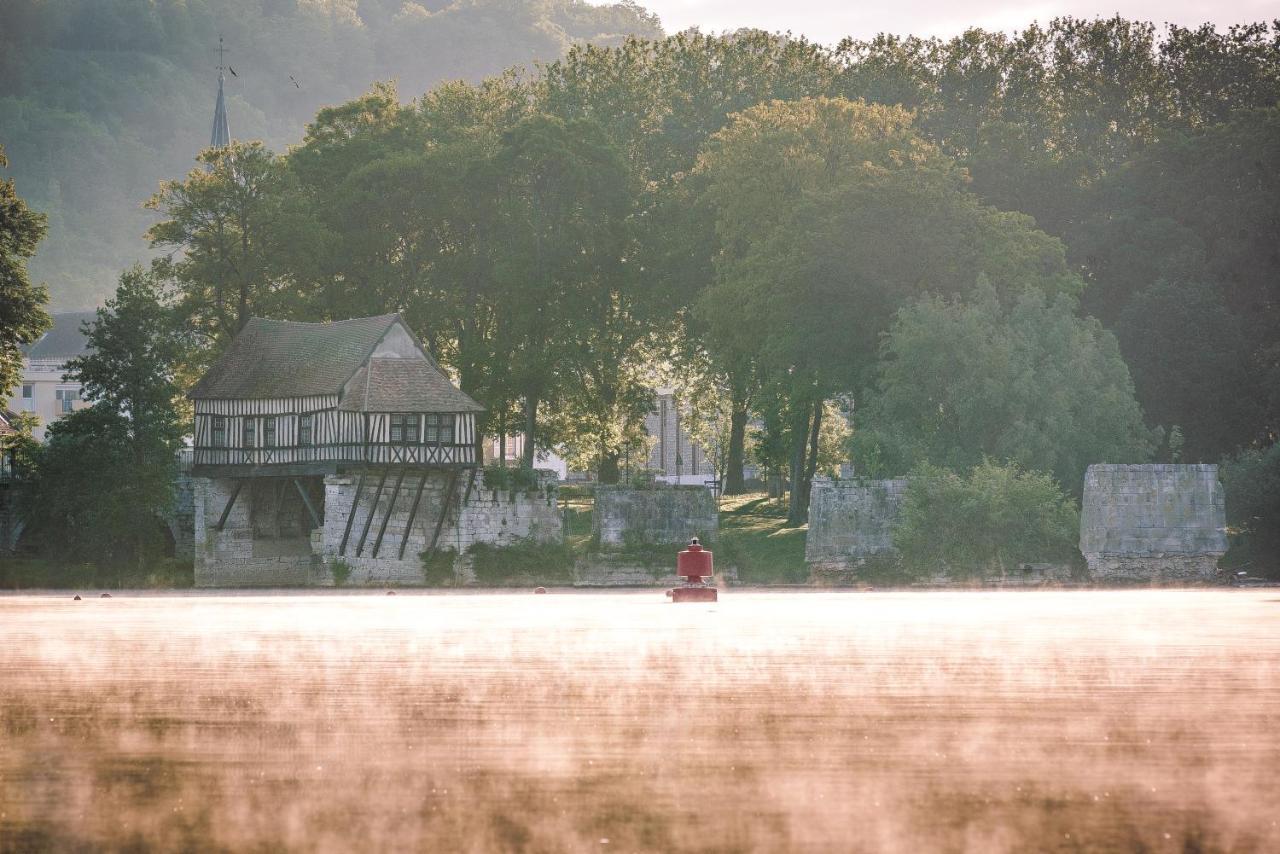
xmin=1 ymin=591 xmax=1277 ymax=852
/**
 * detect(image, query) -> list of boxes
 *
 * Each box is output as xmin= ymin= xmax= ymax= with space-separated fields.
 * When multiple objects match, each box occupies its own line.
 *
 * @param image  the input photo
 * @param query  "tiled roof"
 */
xmin=22 ymin=311 xmax=96 ymax=360
xmin=190 ymin=315 xmax=401 ymax=399
xmin=0 ymin=410 xmax=14 ymax=437
xmin=339 ymin=357 xmax=484 ymax=413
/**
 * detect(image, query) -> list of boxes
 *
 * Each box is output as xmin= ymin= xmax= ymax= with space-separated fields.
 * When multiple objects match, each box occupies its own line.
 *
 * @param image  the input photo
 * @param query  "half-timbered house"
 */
xmin=186 ymin=314 xmax=559 ymax=588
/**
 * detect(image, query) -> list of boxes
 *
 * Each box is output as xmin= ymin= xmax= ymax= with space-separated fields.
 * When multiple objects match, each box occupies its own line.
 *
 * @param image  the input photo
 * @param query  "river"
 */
xmin=1 ymin=589 xmax=1277 ymax=852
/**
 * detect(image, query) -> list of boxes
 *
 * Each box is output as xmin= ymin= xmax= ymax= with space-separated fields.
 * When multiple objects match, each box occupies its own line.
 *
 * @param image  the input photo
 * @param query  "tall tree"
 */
xmin=28 ymin=267 xmax=187 ymax=575
xmin=696 ymin=96 xmax=1079 ymax=521
xmin=0 ymin=143 xmax=51 ymax=400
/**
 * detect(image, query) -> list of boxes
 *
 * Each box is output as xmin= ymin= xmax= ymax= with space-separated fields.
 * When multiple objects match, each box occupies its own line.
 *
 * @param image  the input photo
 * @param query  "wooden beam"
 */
xmin=399 ymin=472 xmax=429 ymax=560
xmin=338 ymin=472 xmax=366 ymax=557
xmin=371 ymin=466 xmax=406 ymax=559
xmin=461 ymin=467 xmax=478 ymax=506
xmin=293 ymin=478 xmax=322 ymax=531
xmin=215 ymin=480 xmax=243 ymax=532
xmin=427 ymin=469 xmax=460 ymax=556
xmin=355 ymin=468 xmax=390 ymax=557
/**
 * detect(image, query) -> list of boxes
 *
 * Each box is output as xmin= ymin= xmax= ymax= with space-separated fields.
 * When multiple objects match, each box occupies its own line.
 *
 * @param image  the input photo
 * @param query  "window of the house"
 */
xmin=299 ymin=413 xmax=313 ymax=446
xmin=263 ymin=416 xmax=277 ymax=447
xmin=243 ymin=419 xmax=256 ymax=449
xmin=390 ymin=414 xmax=419 ymax=444
xmin=55 ymin=387 xmax=78 ymax=413
xmin=212 ymin=416 xmax=227 ymax=447
xmin=20 ymin=384 xmax=33 ymax=412
xmin=425 ymin=414 xmax=454 ymax=445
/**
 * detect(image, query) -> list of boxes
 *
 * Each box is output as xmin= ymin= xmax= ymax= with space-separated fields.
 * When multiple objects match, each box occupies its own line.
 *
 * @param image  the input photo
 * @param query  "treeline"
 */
xmin=3 ymin=18 xmax=1280 ymax=574
xmin=0 ymin=0 xmax=662 ymax=309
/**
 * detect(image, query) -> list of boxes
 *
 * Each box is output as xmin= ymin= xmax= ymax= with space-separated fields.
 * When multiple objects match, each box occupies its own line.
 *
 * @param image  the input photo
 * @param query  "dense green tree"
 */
xmin=696 ymin=96 xmax=1080 ymax=520
xmin=0 ymin=144 xmax=51 ymax=400
xmin=854 ymin=283 xmax=1152 ymax=490
xmin=27 ymin=267 xmax=187 ymax=574
xmin=1220 ymin=442 xmax=1280 ymax=577
xmin=894 ymin=461 xmax=1080 ymax=578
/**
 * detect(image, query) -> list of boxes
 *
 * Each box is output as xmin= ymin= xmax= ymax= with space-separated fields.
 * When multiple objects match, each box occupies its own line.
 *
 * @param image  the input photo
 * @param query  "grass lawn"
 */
xmin=716 ymin=492 xmax=810 ymax=584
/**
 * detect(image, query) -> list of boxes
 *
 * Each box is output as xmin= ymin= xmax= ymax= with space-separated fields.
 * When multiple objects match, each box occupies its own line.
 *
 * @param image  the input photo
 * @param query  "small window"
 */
xmin=21 ymin=384 xmax=33 ymax=399
xmin=242 ymin=419 xmax=256 ymax=449
xmin=263 ymin=416 xmax=276 ymax=448
xmin=390 ymin=414 xmax=419 ymax=444
xmin=55 ymin=387 xmax=78 ymax=413
xmin=211 ymin=416 xmax=227 ymax=447
xmin=299 ymin=413 xmax=313 ymax=446
xmin=425 ymin=414 xmax=454 ymax=445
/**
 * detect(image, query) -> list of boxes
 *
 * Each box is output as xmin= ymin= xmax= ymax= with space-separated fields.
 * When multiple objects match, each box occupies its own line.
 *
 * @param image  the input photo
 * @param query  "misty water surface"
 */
xmin=1 ymin=590 xmax=1277 ymax=852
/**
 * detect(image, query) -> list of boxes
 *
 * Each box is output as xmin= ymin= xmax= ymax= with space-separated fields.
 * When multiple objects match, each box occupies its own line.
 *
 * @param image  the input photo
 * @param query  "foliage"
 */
xmin=0 ymin=411 xmax=41 ymax=478
xmin=893 ymin=462 xmax=1081 ymax=578
xmin=467 ymin=539 xmax=575 ymax=585
xmin=25 ymin=268 xmax=187 ymax=573
xmin=330 ymin=559 xmax=352 ymax=588
xmin=420 ymin=548 xmax=458 ymax=587
xmin=853 ymin=282 xmax=1153 ymax=491
xmin=1220 ymin=443 xmax=1280 ymax=577
xmin=0 ymin=143 xmax=51 ymax=400
xmin=481 ymin=464 xmax=541 ymax=493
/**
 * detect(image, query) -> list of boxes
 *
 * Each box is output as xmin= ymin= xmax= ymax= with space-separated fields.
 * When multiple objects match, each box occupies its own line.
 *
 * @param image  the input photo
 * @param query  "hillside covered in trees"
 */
xmin=0 ymin=0 xmax=662 ymax=309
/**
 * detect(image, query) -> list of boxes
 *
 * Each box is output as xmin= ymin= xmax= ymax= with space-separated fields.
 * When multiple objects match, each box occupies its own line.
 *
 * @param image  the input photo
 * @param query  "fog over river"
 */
xmin=1 ymin=590 xmax=1277 ymax=852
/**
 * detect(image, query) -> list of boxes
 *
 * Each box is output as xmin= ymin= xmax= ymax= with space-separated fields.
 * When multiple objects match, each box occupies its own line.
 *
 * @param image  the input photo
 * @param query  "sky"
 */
xmin=617 ymin=0 xmax=1279 ymax=44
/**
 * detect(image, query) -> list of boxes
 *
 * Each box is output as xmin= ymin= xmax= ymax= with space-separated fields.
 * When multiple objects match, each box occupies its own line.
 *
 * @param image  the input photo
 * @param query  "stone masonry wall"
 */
xmin=592 ymin=485 xmax=718 ymax=548
xmin=319 ymin=471 xmax=562 ymax=586
xmin=195 ymin=470 xmax=562 ymax=587
xmin=1080 ymin=464 xmax=1227 ymax=582
xmin=194 ymin=477 xmax=315 ymax=587
xmin=805 ymin=477 xmax=910 ymax=577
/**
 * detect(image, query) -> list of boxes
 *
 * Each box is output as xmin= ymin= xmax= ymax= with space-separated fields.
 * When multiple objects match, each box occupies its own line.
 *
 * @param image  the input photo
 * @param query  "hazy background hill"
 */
xmin=0 ymin=0 xmax=663 ymax=309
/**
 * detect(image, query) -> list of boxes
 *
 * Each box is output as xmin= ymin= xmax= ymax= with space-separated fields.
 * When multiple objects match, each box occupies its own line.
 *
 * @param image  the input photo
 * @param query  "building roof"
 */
xmin=0 ymin=410 xmax=14 ymax=438
xmin=22 ymin=311 xmax=95 ymax=360
xmin=189 ymin=315 xmax=483 ymax=413
xmin=211 ymin=71 xmax=230 ymax=149
xmin=190 ymin=315 xmax=401 ymax=400
xmin=340 ymin=357 xmax=484 ymax=414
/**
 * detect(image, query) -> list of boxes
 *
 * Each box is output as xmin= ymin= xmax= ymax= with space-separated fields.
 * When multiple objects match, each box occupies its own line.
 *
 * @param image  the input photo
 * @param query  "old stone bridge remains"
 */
xmin=805 ymin=464 xmax=1228 ymax=583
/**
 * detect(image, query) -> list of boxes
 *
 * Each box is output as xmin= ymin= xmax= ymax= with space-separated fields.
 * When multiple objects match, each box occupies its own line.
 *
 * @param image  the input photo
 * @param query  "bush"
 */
xmin=468 ymin=539 xmax=574 ymax=586
xmin=481 ymin=464 xmax=541 ymax=493
xmin=894 ymin=461 xmax=1080 ymax=578
xmin=330 ymin=559 xmax=352 ymax=587
xmin=1220 ymin=443 xmax=1280 ymax=577
xmin=420 ymin=548 xmax=458 ymax=586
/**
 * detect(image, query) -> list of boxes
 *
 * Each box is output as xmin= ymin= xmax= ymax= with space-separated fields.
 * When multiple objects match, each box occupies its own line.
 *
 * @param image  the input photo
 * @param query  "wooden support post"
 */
xmin=338 ymin=472 xmax=366 ymax=557
xmin=371 ymin=466 xmax=406 ymax=559
xmin=399 ymin=472 xmax=429 ymax=560
xmin=293 ymin=478 xmax=322 ymax=531
xmin=461 ymin=467 xmax=478 ymax=506
xmin=215 ymin=480 xmax=243 ymax=532
xmin=355 ymin=468 xmax=389 ymax=557
xmin=427 ymin=470 xmax=460 ymax=555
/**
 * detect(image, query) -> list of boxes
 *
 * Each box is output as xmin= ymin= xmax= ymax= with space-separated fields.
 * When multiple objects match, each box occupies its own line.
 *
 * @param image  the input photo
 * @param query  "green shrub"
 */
xmin=481 ymin=464 xmax=541 ymax=493
xmin=1220 ymin=443 xmax=1280 ymax=577
xmin=330 ymin=559 xmax=352 ymax=587
xmin=894 ymin=461 xmax=1079 ymax=578
xmin=467 ymin=539 xmax=574 ymax=585
xmin=420 ymin=548 xmax=458 ymax=586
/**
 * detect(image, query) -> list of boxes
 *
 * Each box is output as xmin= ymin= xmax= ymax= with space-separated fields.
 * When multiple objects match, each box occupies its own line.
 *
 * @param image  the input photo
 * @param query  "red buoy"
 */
xmin=672 ymin=538 xmax=717 ymax=603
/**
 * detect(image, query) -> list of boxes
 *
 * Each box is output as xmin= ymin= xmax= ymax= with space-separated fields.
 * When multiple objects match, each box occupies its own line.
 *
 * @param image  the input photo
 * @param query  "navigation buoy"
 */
xmin=534 ymin=587 xmax=547 ymax=594
xmin=386 ymin=590 xmax=396 ymax=596
xmin=672 ymin=538 xmax=717 ymax=603
xmin=100 ymin=593 xmax=111 ymax=598
xmin=73 ymin=595 xmax=81 ymax=601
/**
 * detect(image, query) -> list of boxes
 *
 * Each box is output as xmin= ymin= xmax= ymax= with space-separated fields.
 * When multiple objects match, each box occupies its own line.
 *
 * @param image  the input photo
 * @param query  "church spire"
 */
xmin=210 ymin=35 xmax=230 ymax=150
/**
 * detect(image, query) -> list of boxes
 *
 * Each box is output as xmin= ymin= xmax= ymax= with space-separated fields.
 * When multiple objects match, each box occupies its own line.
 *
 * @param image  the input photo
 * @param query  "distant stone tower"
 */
xmin=209 ymin=36 xmax=231 ymax=150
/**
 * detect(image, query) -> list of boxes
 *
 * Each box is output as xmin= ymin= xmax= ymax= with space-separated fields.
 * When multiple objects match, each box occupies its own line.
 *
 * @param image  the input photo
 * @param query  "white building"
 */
xmin=3 ymin=311 xmax=93 ymax=441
